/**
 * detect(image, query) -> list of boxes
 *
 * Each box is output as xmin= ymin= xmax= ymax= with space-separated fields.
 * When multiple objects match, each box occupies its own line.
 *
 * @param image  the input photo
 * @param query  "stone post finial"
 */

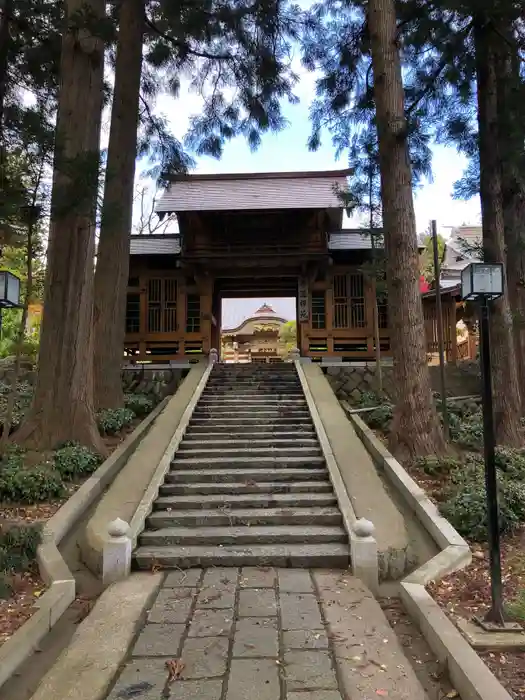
xmin=209 ymin=348 xmax=219 ymax=365
xmin=353 ymin=518 xmax=376 ymax=538
xmin=288 ymin=347 xmax=300 ymax=361
xmin=350 ymin=518 xmax=379 ymax=594
xmin=103 ymin=518 xmax=132 ymax=587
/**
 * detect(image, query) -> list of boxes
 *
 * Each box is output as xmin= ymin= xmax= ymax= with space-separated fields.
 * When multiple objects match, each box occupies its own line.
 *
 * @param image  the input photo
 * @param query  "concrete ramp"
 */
xmin=300 ymin=363 xmax=410 ymax=578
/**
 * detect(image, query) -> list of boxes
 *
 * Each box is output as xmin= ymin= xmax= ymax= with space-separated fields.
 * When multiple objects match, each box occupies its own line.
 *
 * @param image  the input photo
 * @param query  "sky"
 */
xmin=129 ymin=59 xmax=482 ymax=328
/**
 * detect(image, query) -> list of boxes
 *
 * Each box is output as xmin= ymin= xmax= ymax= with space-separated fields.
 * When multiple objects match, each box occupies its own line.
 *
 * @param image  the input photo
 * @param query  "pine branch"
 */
xmin=144 ymin=17 xmax=233 ymax=61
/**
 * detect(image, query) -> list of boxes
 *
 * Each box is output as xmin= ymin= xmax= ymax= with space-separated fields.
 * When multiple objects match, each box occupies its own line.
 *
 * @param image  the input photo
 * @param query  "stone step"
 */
xmin=182 ymin=431 xmax=317 ymax=442
xmin=133 ymin=542 xmax=349 ymax=569
xmin=187 ymin=423 xmax=316 ymax=434
xmin=147 ymin=506 xmax=343 ymax=529
xmin=178 ymin=438 xmax=319 ymax=449
xmin=189 ymin=417 xmax=313 ymax=426
xmin=171 ymin=456 xmax=326 ymax=468
xmin=139 ymin=525 xmax=346 ymax=547
xmin=159 ymin=480 xmax=333 ymax=496
xmin=206 ymin=381 xmax=301 ymax=387
xmin=164 ymin=467 xmax=328 ymax=483
xmin=192 ymin=409 xmax=311 ymax=418
xmin=175 ymin=446 xmax=322 ymax=459
xmin=154 ymin=491 xmax=337 ymax=510
xmin=198 ymin=398 xmax=308 ymax=406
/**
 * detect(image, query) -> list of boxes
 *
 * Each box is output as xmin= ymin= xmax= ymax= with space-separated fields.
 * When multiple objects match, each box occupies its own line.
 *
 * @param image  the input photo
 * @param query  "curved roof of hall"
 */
xmin=155 ymin=169 xmax=352 ymax=214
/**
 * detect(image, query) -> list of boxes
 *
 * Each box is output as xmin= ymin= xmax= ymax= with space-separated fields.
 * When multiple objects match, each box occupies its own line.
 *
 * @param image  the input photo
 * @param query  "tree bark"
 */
xmin=15 ymin=0 xmax=106 ymax=452
xmin=367 ymin=0 xmax=447 ymax=459
xmin=474 ymin=17 xmax=522 ymax=446
xmin=495 ymin=35 xmax=525 ymax=411
xmin=93 ymin=0 xmax=144 ymax=409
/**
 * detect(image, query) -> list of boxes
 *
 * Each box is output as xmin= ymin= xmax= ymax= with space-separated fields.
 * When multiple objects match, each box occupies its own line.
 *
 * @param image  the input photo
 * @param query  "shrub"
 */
xmin=53 ymin=443 xmax=102 ymax=480
xmin=441 ymin=467 xmax=525 ymax=541
xmin=495 ymin=448 xmax=525 ymax=480
xmin=364 ymin=404 xmax=393 ymax=432
xmin=506 ymin=589 xmax=525 ymax=623
xmin=124 ymin=393 xmax=153 ymax=418
xmin=450 ymin=410 xmax=483 ymax=450
xmin=0 ymin=465 xmax=65 ymax=503
xmin=97 ymin=407 xmax=135 ymax=435
xmin=0 ymin=524 xmax=41 ymax=572
xmin=415 ymin=455 xmax=462 ymax=476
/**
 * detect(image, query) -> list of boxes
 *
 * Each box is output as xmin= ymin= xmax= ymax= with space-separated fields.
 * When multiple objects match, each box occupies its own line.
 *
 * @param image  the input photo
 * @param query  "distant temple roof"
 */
xmin=254 ymin=303 xmax=276 ymax=316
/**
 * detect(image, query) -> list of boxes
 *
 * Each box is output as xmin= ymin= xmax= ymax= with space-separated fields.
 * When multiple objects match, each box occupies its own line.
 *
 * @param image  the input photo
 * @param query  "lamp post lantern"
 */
xmin=460 ymin=263 xmax=517 ymax=629
xmin=0 ymin=270 xmax=22 ymax=334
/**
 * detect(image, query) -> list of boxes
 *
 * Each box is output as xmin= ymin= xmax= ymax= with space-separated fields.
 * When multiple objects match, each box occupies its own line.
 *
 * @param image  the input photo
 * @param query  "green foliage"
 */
xmin=0 ymin=524 xmax=42 ymax=599
xmin=440 ymin=454 xmax=525 ymax=542
xmin=0 ymin=464 xmax=65 ymax=503
xmin=415 ymin=455 xmax=462 ymax=476
xmin=449 ymin=409 xmax=483 ymax=450
xmin=356 ymin=392 xmax=393 ymax=431
xmin=124 ymin=393 xmax=154 ymax=418
xmin=53 ymin=443 xmax=102 ymax=480
xmin=0 ymin=524 xmax=41 ymax=574
xmin=97 ymin=407 xmax=135 ymax=435
xmin=506 ymin=589 xmax=525 ymax=623
xmin=420 ymin=232 xmax=446 ymax=284
xmin=0 ymin=380 xmax=34 ymax=430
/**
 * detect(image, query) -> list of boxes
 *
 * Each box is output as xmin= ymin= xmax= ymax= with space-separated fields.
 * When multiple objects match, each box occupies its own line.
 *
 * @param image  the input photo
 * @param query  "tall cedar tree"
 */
xmin=367 ymin=0 xmax=447 ymax=458
xmin=15 ymin=0 xmax=106 ymax=451
xmin=473 ymin=11 xmax=521 ymax=445
xmin=93 ymin=0 xmax=144 ymax=410
xmin=94 ymin=0 xmax=299 ymax=409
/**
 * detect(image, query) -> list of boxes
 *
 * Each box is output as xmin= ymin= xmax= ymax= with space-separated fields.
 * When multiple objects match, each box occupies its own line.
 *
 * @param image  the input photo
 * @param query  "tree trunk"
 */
xmin=367 ymin=0 xmax=447 ymax=459
xmin=495 ymin=36 xmax=525 ymax=412
xmin=474 ymin=17 xmax=522 ymax=446
xmin=15 ymin=0 xmax=106 ymax=452
xmin=93 ymin=0 xmax=144 ymax=409
xmin=0 ymin=0 xmax=11 ymax=139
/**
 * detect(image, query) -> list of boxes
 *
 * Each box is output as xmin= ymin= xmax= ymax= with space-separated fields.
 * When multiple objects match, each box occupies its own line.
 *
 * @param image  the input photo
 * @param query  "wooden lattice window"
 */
xmin=333 ymin=272 xmax=366 ymax=329
xmin=147 ymin=278 xmax=178 ymax=333
xmin=186 ymin=294 xmax=201 ymax=332
xmin=311 ymin=291 xmax=326 ymax=329
xmin=125 ymin=293 xmax=140 ymax=333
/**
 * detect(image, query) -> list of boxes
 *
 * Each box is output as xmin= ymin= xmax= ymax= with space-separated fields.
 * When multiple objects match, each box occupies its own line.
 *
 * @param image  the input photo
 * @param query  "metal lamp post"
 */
xmin=460 ymin=263 xmax=518 ymax=629
xmin=0 ymin=270 xmax=22 ymax=335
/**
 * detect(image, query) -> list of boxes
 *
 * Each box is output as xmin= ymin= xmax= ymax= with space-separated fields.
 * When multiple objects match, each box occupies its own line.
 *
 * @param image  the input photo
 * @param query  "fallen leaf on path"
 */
xmin=446 ymin=692 xmax=459 ymax=698
xmin=376 ymin=691 xmax=388 ymax=697
xmin=166 ymin=659 xmax=185 ymax=683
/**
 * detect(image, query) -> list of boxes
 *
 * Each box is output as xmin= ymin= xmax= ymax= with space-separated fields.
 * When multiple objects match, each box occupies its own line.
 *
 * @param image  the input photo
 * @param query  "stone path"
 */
xmin=107 ymin=568 xmax=428 ymax=700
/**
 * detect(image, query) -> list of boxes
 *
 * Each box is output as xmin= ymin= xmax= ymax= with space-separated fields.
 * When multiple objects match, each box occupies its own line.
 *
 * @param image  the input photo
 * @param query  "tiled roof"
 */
xmin=156 ymin=170 xmax=351 ymax=214
xmin=130 ymin=235 xmax=181 ymax=255
xmin=328 ymin=230 xmax=383 ymax=250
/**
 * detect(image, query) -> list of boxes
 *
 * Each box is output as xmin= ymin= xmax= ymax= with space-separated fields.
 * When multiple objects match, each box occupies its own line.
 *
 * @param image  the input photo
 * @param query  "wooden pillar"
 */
xmin=448 ymin=300 xmax=458 ymax=364
xmin=326 ymin=274 xmax=334 ymax=354
xmin=365 ymin=277 xmax=375 ymax=356
xmin=139 ymin=273 xmax=147 ymax=359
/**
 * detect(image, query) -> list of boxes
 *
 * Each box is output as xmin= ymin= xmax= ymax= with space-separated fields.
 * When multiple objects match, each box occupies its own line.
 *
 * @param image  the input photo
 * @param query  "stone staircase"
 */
xmin=134 ymin=363 xmax=349 ymax=569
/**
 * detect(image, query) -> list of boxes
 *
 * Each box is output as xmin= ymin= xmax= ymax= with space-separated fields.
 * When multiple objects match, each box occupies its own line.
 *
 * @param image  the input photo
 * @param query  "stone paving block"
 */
xmin=287 ymin=692 xmax=342 ymax=700
xmin=238 ymin=588 xmax=277 ymax=617
xmin=196 ymin=584 xmax=236 ymax=609
xmin=170 ymin=679 xmax=223 ymax=700
xmin=233 ymin=617 xmax=279 ymax=658
xmin=284 ymin=651 xmax=338 ymax=691
xmin=280 ymin=593 xmax=323 ymax=630
xmin=240 ymin=566 xmax=277 ymax=588
xmin=180 ymin=637 xmax=228 ymax=679
xmin=277 ymin=568 xmax=314 ymax=594
xmin=132 ymin=623 xmax=186 ymax=656
xmin=283 ymin=629 xmax=329 ymax=650
xmin=148 ymin=588 xmax=196 ymax=624
xmin=188 ymin=609 xmax=234 ymax=637
xmin=226 ymin=659 xmax=281 ymax=700
xmin=201 ymin=567 xmax=239 ymax=588
xmin=106 ymin=659 xmax=167 ymax=700
xmin=164 ymin=570 xmax=203 ymax=588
